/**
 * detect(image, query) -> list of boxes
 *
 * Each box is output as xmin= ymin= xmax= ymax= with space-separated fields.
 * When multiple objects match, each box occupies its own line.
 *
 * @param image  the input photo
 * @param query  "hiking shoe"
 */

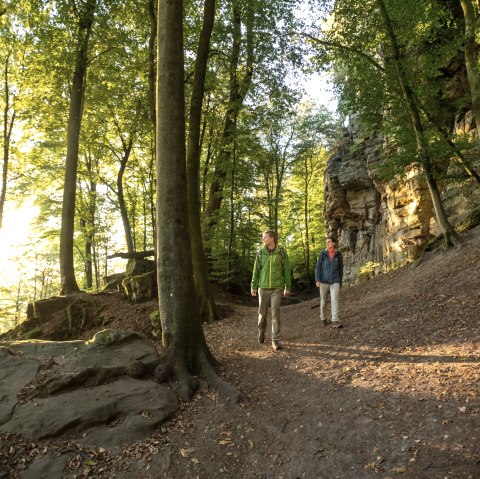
xmin=258 ymin=331 xmax=265 ymax=343
xmin=332 ymin=322 xmax=343 ymax=328
xmin=272 ymin=341 xmax=282 ymax=351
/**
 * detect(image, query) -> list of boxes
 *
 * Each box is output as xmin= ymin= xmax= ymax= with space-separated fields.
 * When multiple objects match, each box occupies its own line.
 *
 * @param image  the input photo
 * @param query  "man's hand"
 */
xmin=283 ymin=289 xmax=290 ymax=297
xmin=315 ymin=281 xmax=321 ymax=288
xmin=251 ymin=289 xmax=257 ymax=297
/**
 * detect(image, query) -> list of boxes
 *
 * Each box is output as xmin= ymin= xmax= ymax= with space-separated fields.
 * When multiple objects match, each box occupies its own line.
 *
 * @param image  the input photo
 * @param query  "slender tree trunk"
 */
xmin=227 ymin=127 xmax=237 ymax=288
xmin=156 ymin=0 xmax=241 ymax=401
xmin=460 ymin=0 xmax=480 ymax=138
xmin=147 ymin=0 xmax=157 ymax=252
xmin=0 ymin=52 xmax=15 ymax=230
xmin=376 ymin=0 xmax=460 ymax=247
xmin=59 ymin=0 xmax=97 ymax=294
xmin=204 ymin=1 xmax=253 ymax=239
xmin=82 ymin=154 xmax=96 ymax=289
xmin=303 ymin=158 xmax=311 ymax=282
xmin=93 ymin=244 xmax=99 ymax=289
xmin=272 ymin=131 xmax=293 ymax=231
xmin=186 ymin=0 xmax=218 ymax=322
xmin=147 ymin=0 xmax=157 ymax=128
xmin=117 ymin=137 xmax=135 ymax=253
xmin=202 ymin=121 xmax=214 ymax=211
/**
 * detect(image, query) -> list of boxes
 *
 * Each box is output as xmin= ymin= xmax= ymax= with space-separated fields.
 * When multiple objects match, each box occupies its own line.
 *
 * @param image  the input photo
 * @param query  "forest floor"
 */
xmin=2 ymin=225 xmax=480 ymax=479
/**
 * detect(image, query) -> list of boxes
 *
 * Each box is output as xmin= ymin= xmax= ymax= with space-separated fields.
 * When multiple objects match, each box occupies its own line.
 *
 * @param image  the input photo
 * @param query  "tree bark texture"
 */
xmin=376 ymin=0 xmax=460 ymax=247
xmin=186 ymin=0 xmax=218 ymax=322
xmin=59 ymin=0 xmax=97 ymax=294
xmin=156 ymin=0 xmax=241 ymax=401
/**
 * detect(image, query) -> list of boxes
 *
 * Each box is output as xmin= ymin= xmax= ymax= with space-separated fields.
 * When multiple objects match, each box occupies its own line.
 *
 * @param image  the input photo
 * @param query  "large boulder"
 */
xmin=0 ymin=329 xmax=177 ymax=447
xmin=122 ymin=270 xmax=157 ymax=303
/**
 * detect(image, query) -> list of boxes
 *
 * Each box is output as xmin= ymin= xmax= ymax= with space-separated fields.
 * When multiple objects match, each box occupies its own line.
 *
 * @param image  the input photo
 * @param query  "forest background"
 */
xmin=1 ymin=0 xmax=479 ymax=334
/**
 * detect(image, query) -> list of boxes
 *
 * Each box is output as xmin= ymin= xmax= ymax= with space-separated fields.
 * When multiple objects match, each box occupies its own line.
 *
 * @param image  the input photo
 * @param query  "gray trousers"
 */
xmin=258 ymin=288 xmax=282 ymax=342
xmin=319 ymin=282 xmax=340 ymax=323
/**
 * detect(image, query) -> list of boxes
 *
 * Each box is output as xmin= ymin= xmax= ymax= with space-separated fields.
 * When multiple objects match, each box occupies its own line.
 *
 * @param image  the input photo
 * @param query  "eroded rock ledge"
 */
xmin=0 ymin=329 xmax=177 ymax=448
xmin=324 ymin=125 xmax=480 ymax=285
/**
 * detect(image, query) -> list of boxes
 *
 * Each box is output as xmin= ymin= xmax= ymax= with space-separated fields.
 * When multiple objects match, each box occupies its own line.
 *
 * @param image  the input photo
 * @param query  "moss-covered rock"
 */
xmin=125 ymin=258 xmax=156 ymax=277
xmin=455 ymin=205 xmax=480 ymax=233
xmin=84 ymin=328 xmax=139 ymax=349
xmin=101 ymin=273 xmax=126 ymax=291
xmin=122 ymin=270 xmax=157 ymax=303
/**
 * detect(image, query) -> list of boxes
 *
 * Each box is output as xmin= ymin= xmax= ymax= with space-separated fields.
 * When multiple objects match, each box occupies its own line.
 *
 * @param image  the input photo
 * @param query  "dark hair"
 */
xmin=263 ymin=230 xmax=278 ymax=243
xmin=326 ymin=236 xmax=336 ymax=244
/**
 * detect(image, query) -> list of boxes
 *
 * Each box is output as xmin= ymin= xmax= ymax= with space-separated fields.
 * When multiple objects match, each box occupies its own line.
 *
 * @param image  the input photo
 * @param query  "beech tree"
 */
xmin=186 ymin=0 xmax=218 ymax=323
xmin=156 ymin=0 xmax=241 ymax=400
xmin=59 ymin=0 xmax=97 ymax=294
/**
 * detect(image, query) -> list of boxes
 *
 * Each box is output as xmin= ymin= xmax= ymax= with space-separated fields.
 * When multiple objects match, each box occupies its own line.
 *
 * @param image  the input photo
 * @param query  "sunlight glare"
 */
xmin=0 ymin=201 xmax=39 ymax=285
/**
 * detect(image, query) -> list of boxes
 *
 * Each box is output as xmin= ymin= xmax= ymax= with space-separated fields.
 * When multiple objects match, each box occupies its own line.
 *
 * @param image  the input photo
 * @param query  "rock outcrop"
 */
xmin=324 ymin=124 xmax=480 ymax=285
xmin=0 ymin=329 xmax=177 ymax=448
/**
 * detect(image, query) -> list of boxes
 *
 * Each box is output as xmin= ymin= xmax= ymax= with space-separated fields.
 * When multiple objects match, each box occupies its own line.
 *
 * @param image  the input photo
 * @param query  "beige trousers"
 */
xmin=319 ymin=282 xmax=340 ymax=323
xmin=258 ymin=288 xmax=282 ymax=342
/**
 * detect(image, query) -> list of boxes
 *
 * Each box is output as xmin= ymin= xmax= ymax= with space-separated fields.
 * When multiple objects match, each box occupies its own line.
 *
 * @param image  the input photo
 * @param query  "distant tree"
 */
xmin=59 ymin=0 xmax=97 ymax=294
xmin=204 ymin=0 xmax=254 ymax=241
xmin=186 ymin=0 xmax=218 ymax=322
xmin=0 ymin=49 xmax=15 ymax=230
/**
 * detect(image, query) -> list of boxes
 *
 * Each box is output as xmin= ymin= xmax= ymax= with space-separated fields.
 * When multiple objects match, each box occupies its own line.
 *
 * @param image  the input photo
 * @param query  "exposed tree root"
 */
xmin=198 ymin=350 xmax=244 ymax=403
xmin=154 ymin=347 xmax=244 ymax=403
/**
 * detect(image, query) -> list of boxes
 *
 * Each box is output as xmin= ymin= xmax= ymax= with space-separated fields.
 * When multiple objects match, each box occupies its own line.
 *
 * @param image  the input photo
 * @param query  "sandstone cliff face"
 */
xmin=323 ymin=123 xmax=480 ymax=286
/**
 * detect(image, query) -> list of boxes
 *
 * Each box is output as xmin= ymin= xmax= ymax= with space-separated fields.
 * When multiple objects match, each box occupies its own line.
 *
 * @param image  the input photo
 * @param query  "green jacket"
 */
xmin=251 ymin=245 xmax=291 ymax=290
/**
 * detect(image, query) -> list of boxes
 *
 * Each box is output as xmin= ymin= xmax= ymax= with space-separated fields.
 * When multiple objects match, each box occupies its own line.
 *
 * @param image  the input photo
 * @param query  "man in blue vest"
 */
xmin=251 ymin=230 xmax=291 ymax=351
xmin=315 ymin=236 xmax=344 ymax=328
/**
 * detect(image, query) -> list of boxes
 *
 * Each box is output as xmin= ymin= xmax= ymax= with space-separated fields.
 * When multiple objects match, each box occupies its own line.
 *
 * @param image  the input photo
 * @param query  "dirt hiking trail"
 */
xmin=2 ymin=226 xmax=480 ymax=479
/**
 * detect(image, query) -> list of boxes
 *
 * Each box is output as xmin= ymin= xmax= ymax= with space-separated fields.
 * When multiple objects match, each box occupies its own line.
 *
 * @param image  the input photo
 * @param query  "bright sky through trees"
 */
xmin=0 ymin=202 xmax=38 ymax=285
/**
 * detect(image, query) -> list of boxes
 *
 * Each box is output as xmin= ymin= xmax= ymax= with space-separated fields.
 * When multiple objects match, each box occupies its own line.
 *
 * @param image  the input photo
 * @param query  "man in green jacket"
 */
xmin=251 ymin=230 xmax=291 ymax=351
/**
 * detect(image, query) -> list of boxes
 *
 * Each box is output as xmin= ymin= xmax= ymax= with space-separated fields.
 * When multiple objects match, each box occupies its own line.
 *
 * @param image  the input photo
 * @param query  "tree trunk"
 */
xmin=303 ymin=157 xmax=311 ymax=282
xmin=227 ymin=129 xmax=237 ymax=288
xmin=202 ymin=120 xmax=215 ymax=211
xmin=186 ymin=0 xmax=218 ymax=322
xmin=147 ymin=0 xmax=157 ymax=127
xmin=83 ymin=198 xmax=95 ymax=290
xmin=0 ymin=52 xmax=15 ymax=230
xmin=82 ymin=154 xmax=97 ymax=290
xmin=204 ymin=1 xmax=253 ymax=239
xmin=460 ymin=0 xmax=480 ymax=138
xmin=59 ymin=0 xmax=97 ymax=294
xmin=147 ymin=0 xmax=157 ymax=251
xmin=376 ymin=0 xmax=460 ymax=247
xmin=117 ymin=137 xmax=135 ymax=253
xmin=156 ymin=0 xmax=241 ymax=401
